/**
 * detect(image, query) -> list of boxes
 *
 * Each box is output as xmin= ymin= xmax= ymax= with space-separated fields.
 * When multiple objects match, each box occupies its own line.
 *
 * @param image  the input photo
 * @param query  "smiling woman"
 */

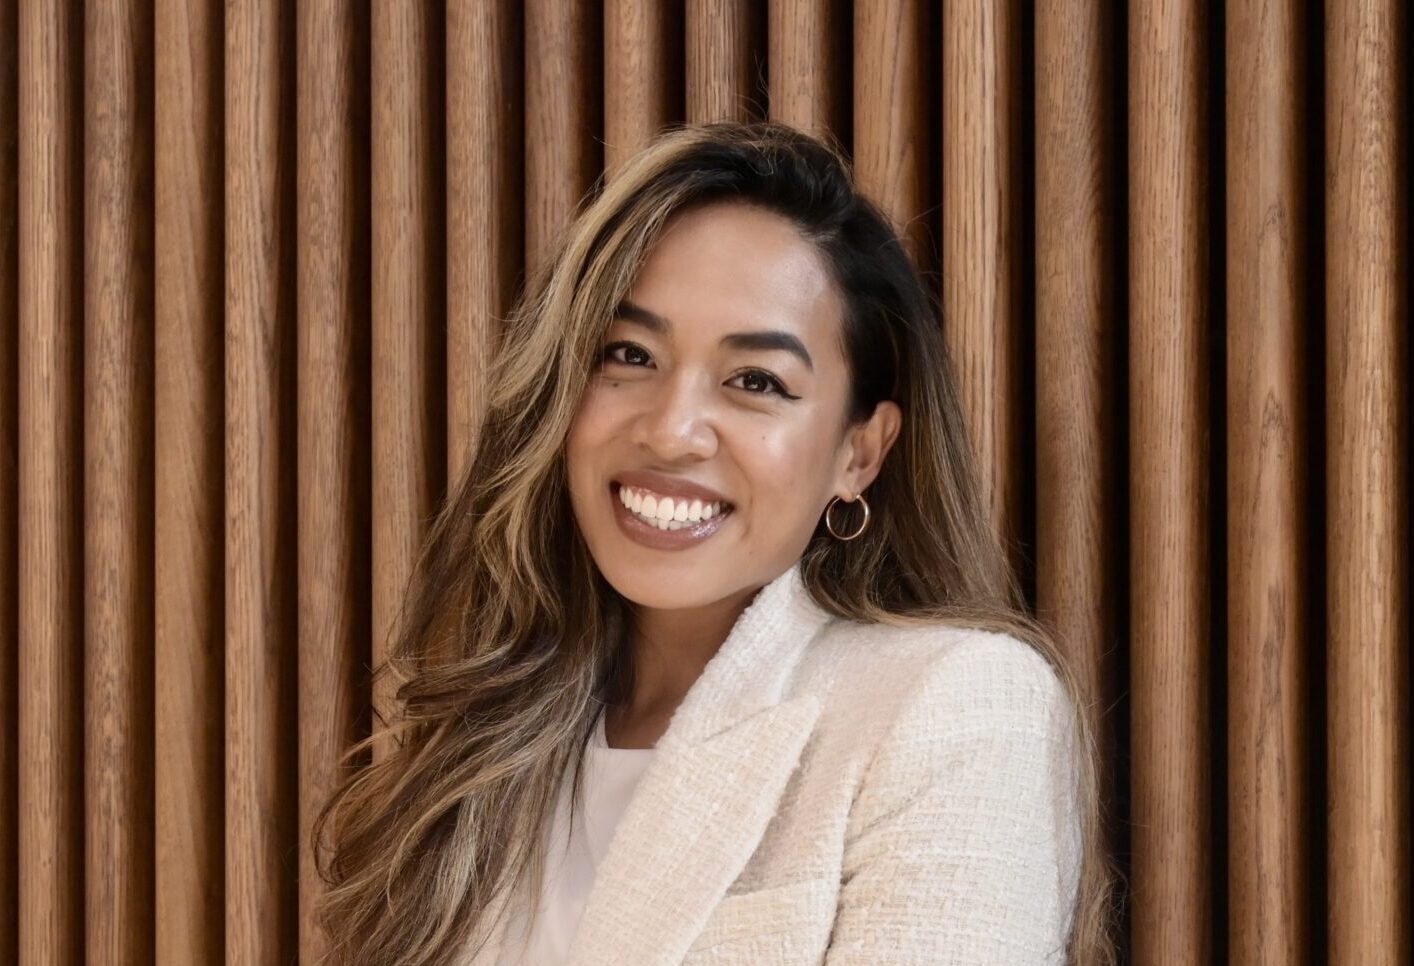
xmin=311 ymin=122 xmax=1117 ymax=966
xmin=565 ymin=200 xmax=903 ymax=701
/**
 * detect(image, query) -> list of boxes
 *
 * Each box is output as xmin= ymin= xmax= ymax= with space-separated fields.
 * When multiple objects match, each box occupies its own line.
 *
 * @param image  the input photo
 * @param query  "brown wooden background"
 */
xmin=1 ymin=1 xmax=1409 ymax=964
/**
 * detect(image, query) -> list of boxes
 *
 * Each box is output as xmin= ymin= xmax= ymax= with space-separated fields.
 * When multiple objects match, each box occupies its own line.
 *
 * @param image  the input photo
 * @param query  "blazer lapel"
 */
xmin=564 ymin=560 xmax=832 ymax=966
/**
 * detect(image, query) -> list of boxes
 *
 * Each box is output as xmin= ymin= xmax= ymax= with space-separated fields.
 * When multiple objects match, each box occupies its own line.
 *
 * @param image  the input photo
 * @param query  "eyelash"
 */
xmin=600 ymin=341 xmax=800 ymax=400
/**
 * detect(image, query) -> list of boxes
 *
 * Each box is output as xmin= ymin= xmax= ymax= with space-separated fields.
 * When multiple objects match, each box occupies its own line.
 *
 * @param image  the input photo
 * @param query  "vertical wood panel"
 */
xmin=83 ymin=1 xmax=154 ymax=962
xmin=0 ymin=0 xmax=20 ymax=955
xmin=154 ymin=0 xmax=225 ymax=960
xmin=1033 ymin=0 xmax=1123 ymax=868
xmin=686 ymin=0 xmax=758 ymax=124
xmin=1225 ymin=1 xmax=1311 ymax=962
xmin=18 ymin=1 xmax=84 ymax=962
xmin=604 ymin=0 xmax=680 ymax=179
xmin=768 ymin=0 xmax=844 ymax=139
xmin=1325 ymin=1 xmax=1411 ymax=961
xmin=853 ymin=0 xmax=932 ymax=266
xmin=371 ymin=0 xmax=444 ymax=756
xmin=5 ymin=6 xmax=1413 ymax=962
xmin=942 ymin=0 xmax=1026 ymax=574
xmin=1128 ymin=1 xmax=1212 ymax=962
xmin=447 ymin=0 xmax=521 ymax=478
xmin=525 ymin=0 xmax=600 ymax=277
xmin=297 ymin=1 xmax=367 ymax=960
xmin=225 ymin=0 xmax=298 ymax=963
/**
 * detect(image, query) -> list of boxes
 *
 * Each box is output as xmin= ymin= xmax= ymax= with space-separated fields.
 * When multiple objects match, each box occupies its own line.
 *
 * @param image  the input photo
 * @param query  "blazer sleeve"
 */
xmin=823 ymin=632 xmax=1083 ymax=965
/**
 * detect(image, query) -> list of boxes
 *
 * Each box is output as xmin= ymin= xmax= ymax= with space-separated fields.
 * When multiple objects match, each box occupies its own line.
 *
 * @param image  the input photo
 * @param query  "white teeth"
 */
xmin=616 ymin=484 xmax=729 ymax=528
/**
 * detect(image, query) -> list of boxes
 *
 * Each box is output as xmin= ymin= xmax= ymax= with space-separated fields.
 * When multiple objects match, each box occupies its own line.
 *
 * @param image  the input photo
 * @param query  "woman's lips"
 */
xmin=608 ymin=482 xmax=733 ymax=551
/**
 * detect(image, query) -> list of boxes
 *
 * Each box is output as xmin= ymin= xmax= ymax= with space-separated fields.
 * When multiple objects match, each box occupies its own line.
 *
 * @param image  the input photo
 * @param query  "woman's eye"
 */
xmin=729 ymin=369 xmax=798 ymax=399
xmin=602 ymin=341 xmax=651 ymax=366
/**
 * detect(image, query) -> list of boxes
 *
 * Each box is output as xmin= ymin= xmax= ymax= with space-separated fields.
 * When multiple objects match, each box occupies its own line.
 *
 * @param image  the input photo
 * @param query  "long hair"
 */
xmin=312 ymin=120 xmax=1119 ymax=966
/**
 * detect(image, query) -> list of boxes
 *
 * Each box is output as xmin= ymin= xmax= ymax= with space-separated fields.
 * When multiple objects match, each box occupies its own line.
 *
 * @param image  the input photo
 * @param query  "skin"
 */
xmin=565 ymin=200 xmax=902 ymax=748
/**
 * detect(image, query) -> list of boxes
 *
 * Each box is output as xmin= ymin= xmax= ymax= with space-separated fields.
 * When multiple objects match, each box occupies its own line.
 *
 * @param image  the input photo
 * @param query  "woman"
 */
xmin=315 ymin=121 xmax=1116 ymax=965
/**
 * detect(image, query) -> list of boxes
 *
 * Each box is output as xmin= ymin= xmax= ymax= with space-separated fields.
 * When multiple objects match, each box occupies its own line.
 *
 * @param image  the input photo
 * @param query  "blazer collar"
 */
xmin=648 ymin=557 xmax=833 ymax=749
xmin=560 ymin=558 xmax=834 ymax=965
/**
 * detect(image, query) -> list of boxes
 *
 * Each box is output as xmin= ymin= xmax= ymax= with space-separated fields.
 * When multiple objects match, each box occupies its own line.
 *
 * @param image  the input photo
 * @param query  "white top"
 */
xmin=495 ymin=710 xmax=656 ymax=965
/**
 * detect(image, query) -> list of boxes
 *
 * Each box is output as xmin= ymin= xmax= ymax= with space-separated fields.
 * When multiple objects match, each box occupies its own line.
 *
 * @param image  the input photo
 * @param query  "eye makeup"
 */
xmin=600 ymin=341 xmax=801 ymax=400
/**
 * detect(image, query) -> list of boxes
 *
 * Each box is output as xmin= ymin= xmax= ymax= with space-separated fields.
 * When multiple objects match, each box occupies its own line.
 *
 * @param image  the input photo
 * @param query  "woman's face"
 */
xmin=565 ymin=200 xmax=900 ymax=612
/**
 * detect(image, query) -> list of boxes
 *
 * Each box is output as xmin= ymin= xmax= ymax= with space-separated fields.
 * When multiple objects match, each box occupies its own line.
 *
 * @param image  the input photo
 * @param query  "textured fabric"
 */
xmin=495 ymin=712 xmax=657 ymax=964
xmin=462 ymin=560 xmax=1083 ymax=965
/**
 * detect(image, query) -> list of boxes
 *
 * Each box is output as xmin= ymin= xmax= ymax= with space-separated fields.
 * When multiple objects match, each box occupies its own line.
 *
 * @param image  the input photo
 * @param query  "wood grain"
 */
xmin=1128 ymin=2 xmax=1213 ymax=961
xmin=83 ymin=0 xmax=154 ymax=961
xmin=0 ymin=2 xmax=20 ymax=957
xmin=525 ymin=0 xmax=600 ymax=277
xmin=605 ymin=0 xmax=681 ymax=179
xmin=942 ymin=0 xmax=1026 ymax=579
xmin=371 ymin=0 xmax=444 ymax=759
xmin=1225 ymin=1 xmax=1313 ymax=962
xmin=297 ymin=0 xmax=369 ymax=961
xmin=686 ymin=0 xmax=760 ymax=124
xmin=767 ymin=0 xmax=845 ymax=140
xmin=1033 ymin=0 xmax=1124 ymax=885
xmin=447 ymin=0 xmax=521 ymax=479
xmin=18 ymin=1 xmax=84 ymax=962
xmin=225 ymin=1 xmax=298 ymax=963
xmin=154 ymin=0 xmax=225 ymax=958
xmin=1325 ymin=1 xmax=1411 ymax=961
xmin=853 ymin=0 xmax=933 ymax=267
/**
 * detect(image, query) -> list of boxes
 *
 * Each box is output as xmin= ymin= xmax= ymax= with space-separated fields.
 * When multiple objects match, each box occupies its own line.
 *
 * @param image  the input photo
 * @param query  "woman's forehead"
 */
xmin=626 ymin=204 xmax=841 ymax=342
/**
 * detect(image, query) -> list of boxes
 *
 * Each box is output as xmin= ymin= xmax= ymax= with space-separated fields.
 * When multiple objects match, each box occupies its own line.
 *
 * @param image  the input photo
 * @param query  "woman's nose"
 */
xmin=631 ymin=375 xmax=718 ymax=462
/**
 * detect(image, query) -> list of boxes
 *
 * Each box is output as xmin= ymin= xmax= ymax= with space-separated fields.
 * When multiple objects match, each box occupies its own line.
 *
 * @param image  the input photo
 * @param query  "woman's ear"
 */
xmin=836 ymin=401 xmax=902 ymax=496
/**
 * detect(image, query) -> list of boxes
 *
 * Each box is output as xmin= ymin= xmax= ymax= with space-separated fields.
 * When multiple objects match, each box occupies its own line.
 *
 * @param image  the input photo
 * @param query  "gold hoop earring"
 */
xmin=824 ymin=492 xmax=870 ymax=541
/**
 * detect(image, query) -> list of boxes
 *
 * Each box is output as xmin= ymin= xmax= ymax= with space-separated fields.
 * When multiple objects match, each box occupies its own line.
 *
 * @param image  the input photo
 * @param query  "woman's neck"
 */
xmin=607 ymin=584 xmax=757 ymax=742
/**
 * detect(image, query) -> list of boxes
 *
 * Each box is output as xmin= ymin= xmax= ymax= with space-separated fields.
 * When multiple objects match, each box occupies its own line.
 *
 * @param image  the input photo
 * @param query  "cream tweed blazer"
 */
xmin=462 ymin=560 xmax=1083 ymax=965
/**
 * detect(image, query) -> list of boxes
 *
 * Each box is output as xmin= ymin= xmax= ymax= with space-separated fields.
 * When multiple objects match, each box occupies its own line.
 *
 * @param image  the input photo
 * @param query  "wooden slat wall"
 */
xmin=371 ymin=0 xmax=444 ymax=760
xmin=224 ymin=2 xmax=297 ymax=965
xmin=446 ymin=0 xmax=520 ymax=479
xmin=17 ymin=2 xmax=85 ymax=964
xmin=524 ymin=0 xmax=600 ymax=277
xmin=2 ymin=3 xmax=1408 ymax=964
xmin=1034 ymin=0 xmax=1123 ymax=928
xmin=943 ymin=0 xmax=1027 ymax=584
xmin=1128 ymin=1 xmax=1212 ymax=961
xmin=84 ymin=1 xmax=155 ymax=962
xmin=0 ymin=0 xmax=17 ymax=951
xmin=1225 ymin=1 xmax=1310 ymax=961
xmin=296 ymin=2 xmax=367 ymax=962
xmin=1324 ymin=1 xmax=1409 ymax=962
xmin=154 ymin=0 xmax=224 ymax=962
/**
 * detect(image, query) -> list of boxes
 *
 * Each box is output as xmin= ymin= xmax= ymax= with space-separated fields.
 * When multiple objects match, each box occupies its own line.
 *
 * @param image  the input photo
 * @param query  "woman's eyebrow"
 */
xmin=615 ymin=298 xmax=814 ymax=371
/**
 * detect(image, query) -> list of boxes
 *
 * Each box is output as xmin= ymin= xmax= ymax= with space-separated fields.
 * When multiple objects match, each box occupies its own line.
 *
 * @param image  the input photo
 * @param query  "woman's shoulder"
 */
xmin=821 ymin=618 xmax=1064 ymax=698
xmin=808 ymin=620 xmax=1080 ymax=845
xmin=811 ymin=619 xmax=1072 ymax=742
